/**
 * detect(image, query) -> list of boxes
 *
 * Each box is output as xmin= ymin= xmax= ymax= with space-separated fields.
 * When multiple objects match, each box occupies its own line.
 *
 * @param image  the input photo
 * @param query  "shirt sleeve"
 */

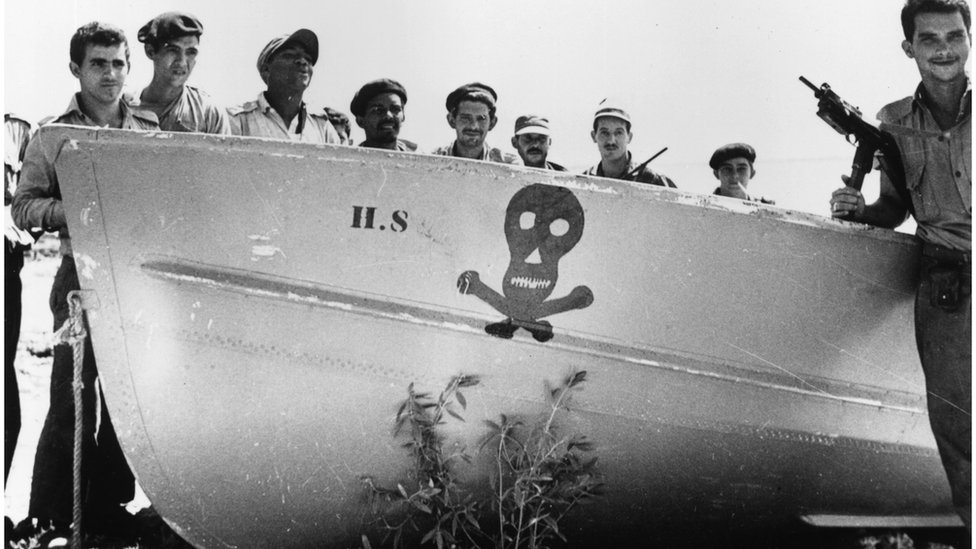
xmin=11 ymin=131 xmax=65 ymax=232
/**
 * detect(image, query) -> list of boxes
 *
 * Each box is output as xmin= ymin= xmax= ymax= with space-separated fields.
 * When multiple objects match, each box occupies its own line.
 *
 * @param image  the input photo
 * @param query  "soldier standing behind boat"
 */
xmin=350 ymin=78 xmax=421 ymax=152
xmin=583 ymin=101 xmax=677 ymax=187
xmin=510 ymin=115 xmax=566 ymax=171
xmin=829 ymin=0 xmax=971 ymax=529
xmin=10 ymin=22 xmax=158 ymax=545
xmin=709 ymin=143 xmax=774 ymax=204
xmin=433 ymin=82 xmax=521 ymax=164
xmin=130 ymin=11 xmax=231 ymax=134
xmin=228 ymin=28 xmax=341 ymax=143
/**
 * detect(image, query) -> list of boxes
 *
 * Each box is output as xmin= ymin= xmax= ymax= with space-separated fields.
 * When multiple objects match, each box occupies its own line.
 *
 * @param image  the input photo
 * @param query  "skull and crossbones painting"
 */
xmin=457 ymin=183 xmax=594 ymax=342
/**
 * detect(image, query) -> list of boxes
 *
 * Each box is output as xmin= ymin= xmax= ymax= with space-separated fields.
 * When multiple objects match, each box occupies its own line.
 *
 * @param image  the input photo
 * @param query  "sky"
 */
xmin=2 ymin=0 xmax=966 ymax=222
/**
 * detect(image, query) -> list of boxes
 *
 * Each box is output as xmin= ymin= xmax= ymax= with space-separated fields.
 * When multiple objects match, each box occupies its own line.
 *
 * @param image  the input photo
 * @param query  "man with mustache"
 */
xmin=510 ymin=115 xmax=565 ymax=171
xmin=228 ymin=29 xmax=341 ymax=143
xmin=583 ymin=101 xmax=676 ymax=187
xmin=708 ymin=143 xmax=774 ymax=204
xmin=829 ymin=0 xmax=971 ymax=528
xmin=433 ymin=82 xmax=520 ymax=164
xmin=132 ymin=11 xmax=230 ymax=134
xmin=10 ymin=21 xmax=158 ymax=546
xmin=349 ymin=78 xmax=419 ymax=152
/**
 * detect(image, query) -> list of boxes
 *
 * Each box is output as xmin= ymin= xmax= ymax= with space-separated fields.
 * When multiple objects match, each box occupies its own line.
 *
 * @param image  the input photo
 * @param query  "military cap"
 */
xmin=138 ymin=12 xmax=203 ymax=46
xmin=350 ymin=79 xmax=408 ymax=117
xmin=709 ymin=143 xmax=757 ymax=169
xmin=593 ymin=99 xmax=631 ymax=125
xmin=256 ymin=29 xmax=319 ymax=75
xmin=513 ymin=115 xmax=551 ymax=137
xmin=445 ymin=82 xmax=497 ymax=112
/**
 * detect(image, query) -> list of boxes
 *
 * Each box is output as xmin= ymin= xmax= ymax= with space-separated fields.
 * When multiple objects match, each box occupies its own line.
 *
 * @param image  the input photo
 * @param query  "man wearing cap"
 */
xmin=432 ymin=83 xmax=520 ymax=164
xmin=583 ymin=102 xmax=676 ymax=187
xmin=132 ymin=11 xmax=230 ymax=134
xmin=350 ymin=78 xmax=419 ymax=152
xmin=511 ymin=115 xmax=565 ymax=171
xmin=323 ymin=107 xmax=354 ymax=145
xmin=11 ymin=21 xmax=158 ymax=545
xmin=709 ymin=143 xmax=774 ymax=204
xmin=228 ymin=29 xmax=340 ymax=144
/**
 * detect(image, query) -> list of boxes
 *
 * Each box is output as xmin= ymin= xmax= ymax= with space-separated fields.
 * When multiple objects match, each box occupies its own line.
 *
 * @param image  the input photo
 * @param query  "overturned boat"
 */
xmin=46 ymin=124 xmax=957 ymax=547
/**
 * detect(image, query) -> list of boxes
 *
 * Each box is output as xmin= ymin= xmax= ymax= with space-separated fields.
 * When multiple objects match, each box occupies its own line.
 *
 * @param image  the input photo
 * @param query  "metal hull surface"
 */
xmin=47 ymin=126 xmax=954 ymax=547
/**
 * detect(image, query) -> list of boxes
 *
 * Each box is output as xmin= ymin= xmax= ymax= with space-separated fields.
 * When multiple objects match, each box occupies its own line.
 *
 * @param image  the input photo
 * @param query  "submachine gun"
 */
xmin=799 ymin=76 xmax=905 ymax=193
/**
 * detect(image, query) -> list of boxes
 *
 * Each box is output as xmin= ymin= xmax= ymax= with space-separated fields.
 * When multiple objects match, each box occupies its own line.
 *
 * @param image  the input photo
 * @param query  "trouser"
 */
xmin=915 ymin=244 xmax=971 ymax=529
xmin=27 ymin=255 xmax=134 ymax=526
xmin=5 ymin=238 xmax=25 ymax=484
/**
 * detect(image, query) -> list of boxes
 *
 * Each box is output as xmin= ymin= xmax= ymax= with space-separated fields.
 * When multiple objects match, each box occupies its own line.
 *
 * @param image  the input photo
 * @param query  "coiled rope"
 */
xmin=53 ymin=291 xmax=86 ymax=549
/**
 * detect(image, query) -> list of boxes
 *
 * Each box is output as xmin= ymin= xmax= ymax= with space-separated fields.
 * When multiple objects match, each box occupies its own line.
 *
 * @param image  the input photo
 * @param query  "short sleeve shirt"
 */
xmin=228 ymin=93 xmax=341 ymax=144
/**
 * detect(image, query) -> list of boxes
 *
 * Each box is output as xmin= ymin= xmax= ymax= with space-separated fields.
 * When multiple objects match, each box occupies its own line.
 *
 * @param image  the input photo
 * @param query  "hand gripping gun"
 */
xmin=799 ymin=76 xmax=905 ymax=192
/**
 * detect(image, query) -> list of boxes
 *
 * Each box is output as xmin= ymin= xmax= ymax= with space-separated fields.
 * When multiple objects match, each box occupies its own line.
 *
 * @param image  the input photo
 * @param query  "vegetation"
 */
xmin=361 ymin=370 xmax=602 ymax=549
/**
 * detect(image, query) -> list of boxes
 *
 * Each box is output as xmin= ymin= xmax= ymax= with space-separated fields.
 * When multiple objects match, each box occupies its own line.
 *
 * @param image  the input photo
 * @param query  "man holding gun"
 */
xmin=829 ymin=0 xmax=971 ymax=528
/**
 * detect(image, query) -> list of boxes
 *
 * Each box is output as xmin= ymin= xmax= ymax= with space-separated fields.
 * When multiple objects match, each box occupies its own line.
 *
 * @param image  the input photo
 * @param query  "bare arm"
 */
xmin=829 ymin=171 xmax=910 ymax=229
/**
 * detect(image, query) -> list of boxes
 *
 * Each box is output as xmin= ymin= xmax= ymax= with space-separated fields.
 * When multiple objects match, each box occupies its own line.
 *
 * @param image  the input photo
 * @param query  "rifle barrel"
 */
xmin=798 ymin=76 xmax=820 ymax=93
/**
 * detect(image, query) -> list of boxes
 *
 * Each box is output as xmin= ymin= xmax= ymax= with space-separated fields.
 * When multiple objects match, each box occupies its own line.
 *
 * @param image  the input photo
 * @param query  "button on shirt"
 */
xmin=11 ymin=94 xmax=160 ymax=257
xmin=228 ymin=93 xmax=341 ymax=144
xmin=130 ymin=85 xmax=231 ymax=134
xmin=878 ymin=81 xmax=972 ymax=251
xmin=431 ymin=142 xmax=521 ymax=165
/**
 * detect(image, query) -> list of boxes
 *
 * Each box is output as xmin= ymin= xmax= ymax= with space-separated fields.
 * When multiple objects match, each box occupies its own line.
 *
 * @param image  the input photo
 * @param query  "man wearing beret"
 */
xmin=228 ymin=29 xmax=340 ymax=144
xmin=350 ymin=78 xmax=420 ymax=152
xmin=510 ymin=115 xmax=565 ymax=171
xmin=709 ymin=143 xmax=774 ymax=204
xmin=432 ymin=83 xmax=520 ymax=164
xmin=132 ymin=11 xmax=230 ymax=134
xmin=583 ymin=101 xmax=676 ymax=187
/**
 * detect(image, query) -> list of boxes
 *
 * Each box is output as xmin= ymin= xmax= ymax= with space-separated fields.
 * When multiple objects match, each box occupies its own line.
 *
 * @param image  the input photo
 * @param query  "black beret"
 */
xmin=138 ymin=12 xmax=203 ymax=46
xmin=445 ymin=82 xmax=497 ymax=112
xmin=709 ymin=143 xmax=756 ymax=169
xmin=350 ymin=79 xmax=408 ymax=117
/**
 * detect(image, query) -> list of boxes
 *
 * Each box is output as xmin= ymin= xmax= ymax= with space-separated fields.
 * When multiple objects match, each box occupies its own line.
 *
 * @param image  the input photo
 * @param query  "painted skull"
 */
xmin=502 ymin=184 xmax=584 ymax=305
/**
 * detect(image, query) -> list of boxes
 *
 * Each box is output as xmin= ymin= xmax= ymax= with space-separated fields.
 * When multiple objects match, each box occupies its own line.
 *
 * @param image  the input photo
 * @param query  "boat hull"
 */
xmin=47 ymin=126 xmax=954 ymax=547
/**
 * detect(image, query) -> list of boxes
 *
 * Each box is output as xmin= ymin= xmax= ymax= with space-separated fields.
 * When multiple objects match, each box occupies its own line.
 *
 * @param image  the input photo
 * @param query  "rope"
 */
xmin=54 ymin=291 xmax=87 ymax=549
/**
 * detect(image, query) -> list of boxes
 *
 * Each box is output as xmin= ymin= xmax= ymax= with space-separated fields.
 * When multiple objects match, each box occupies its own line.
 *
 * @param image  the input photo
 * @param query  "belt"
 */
xmin=922 ymin=242 xmax=971 ymax=266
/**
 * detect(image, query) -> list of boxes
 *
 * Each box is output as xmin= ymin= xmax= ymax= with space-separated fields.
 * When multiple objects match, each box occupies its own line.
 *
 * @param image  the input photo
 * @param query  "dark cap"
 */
xmin=514 ymin=115 xmax=551 ymax=137
xmin=256 ymin=29 xmax=319 ymax=75
xmin=445 ymin=82 xmax=497 ymax=112
xmin=138 ymin=12 xmax=203 ymax=46
xmin=350 ymin=79 xmax=408 ymax=117
xmin=709 ymin=143 xmax=757 ymax=169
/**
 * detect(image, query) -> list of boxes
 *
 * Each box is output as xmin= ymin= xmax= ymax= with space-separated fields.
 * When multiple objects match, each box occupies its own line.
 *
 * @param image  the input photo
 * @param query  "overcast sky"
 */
xmin=3 ymin=0 xmax=966 ymax=221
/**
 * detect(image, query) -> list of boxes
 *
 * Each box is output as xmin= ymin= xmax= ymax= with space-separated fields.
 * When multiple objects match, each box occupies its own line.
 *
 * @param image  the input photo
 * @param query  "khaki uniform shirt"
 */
xmin=228 ymin=93 xmax=340 ymax=144
xmin=583 ymin=152 xmax=677 ymax=188
xmin=130 ymin=85 xmax=231 ymax=134
xmin=432 ymin=142 xmax=521 ymax=165
xmin=879 ymin=81 xmax=972 ymax=251
xmin=11 ymin=94 xmax=159 ymax=256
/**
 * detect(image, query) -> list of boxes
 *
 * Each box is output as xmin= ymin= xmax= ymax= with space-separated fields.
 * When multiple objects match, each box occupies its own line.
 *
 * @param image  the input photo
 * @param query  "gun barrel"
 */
xmin=798 ymin=76 xmax=820 ymax=94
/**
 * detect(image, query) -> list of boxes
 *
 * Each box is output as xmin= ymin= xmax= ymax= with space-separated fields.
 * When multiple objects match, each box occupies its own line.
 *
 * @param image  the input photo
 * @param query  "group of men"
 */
xmin=3 ymin=0 xmax=971 ymax=546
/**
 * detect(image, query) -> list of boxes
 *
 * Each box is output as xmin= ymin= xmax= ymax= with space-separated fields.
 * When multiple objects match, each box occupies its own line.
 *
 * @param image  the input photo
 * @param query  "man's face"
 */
xmin=903 ymin=11 xmax=971 ymax=84
xmin=358 ymin=92 xmax=404 ymax=144
xmin=591 ymin=117 xmax=631 ymax=163
xmin=70 ymin=44 xmax=128 ymax=107
xmin=714 ymin=157 xmax=754 ymax=194
xmin=512 ymin=133 xmax=551 ymax=168
xmin=262 ymin=44 xmax=314 ymax=95
xmin=148 ymin=35 xmax=199 ymax=89
xmin=448 ymin=100 xmax=495 ymax=149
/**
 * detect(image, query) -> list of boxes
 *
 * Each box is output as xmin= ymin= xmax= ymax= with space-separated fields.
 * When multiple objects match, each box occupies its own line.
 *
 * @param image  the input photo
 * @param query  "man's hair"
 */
xmin=70 ymin=21 xmax=129 ymax=66
xmin=449 ymin=91 xmax=497 ymax=120
xmin=901 ymin=0 xmax=971 ymax=41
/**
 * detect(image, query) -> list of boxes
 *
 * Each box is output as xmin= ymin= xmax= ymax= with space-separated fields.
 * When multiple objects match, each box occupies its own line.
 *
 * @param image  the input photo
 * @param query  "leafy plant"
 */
xmin=362 ymin=370 xmax=602 ymax=549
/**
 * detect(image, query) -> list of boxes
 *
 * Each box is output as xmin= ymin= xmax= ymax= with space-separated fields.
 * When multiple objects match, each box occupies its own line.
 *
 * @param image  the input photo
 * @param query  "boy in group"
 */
xmin=10 ymin=21 xmax=159 ymax=546
xmin=708 ymin=143 xmax=774 ymax=204
xmin=433 ymin=82 xmax=520 ymax=164
xmin=132 ymin=11 xmax=230 ymax=134
xmin=583 ymin=101 xmax=676 ymax=187
xmin=228 ymin=28 xmax=341 ymax=143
